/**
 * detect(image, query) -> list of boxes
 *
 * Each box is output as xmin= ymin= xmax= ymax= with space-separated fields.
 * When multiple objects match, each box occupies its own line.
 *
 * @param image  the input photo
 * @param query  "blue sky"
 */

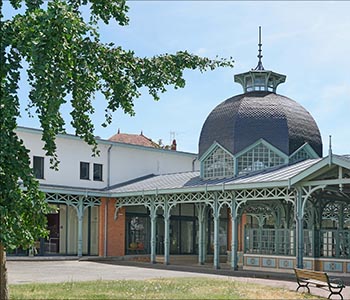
xmin=8 ymin=1 xmax=350 ymax=155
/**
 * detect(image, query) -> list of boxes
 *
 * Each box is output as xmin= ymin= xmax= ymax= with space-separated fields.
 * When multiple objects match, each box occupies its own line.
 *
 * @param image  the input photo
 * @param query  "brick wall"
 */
xmin=99 ymin=198 xmax=126 ymax=256
xmin=227 ymin=210 xmax=246 ymax=252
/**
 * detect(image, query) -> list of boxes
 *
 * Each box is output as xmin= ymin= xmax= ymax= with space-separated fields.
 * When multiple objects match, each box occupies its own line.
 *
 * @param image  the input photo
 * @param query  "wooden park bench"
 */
xmin=294 ymin=268 xmax=345 ymax=299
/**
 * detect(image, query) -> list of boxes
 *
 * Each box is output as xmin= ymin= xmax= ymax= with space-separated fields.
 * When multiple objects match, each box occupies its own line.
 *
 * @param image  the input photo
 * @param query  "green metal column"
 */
xmin=212 ymin=198 xmax=220 ymax=269
xmin=163 ymin=201 xmax=171 ymax=265
xmin=336 ymin=203 xmax=344 ymax=257
xmin=230 ymin=199 xmax=238 ymax=270
xmin=196 ymin=204 xmax=206 ymax=265
xmin=150 ymin=204 xmax=157 ymax=264
xmin=309 ymin=204 xmax=317 ymax=258
xmin=296 ymin=188 xmax=304 ymax=269
xmin=77 ymin=197 xmax=84 ymax=258
xmin=257 ymin=216 xmax=264 ymax=252
xmin=275 ymin=209 xmax=280 ymax=256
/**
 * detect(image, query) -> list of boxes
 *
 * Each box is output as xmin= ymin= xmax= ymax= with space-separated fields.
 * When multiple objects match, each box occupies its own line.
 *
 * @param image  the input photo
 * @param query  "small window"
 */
xmin=80 ymin=162 xmax=90 ymax=180
xmin=202 ymin=145 xmax=234 ymax=179
xmin=237 ymin=142 xmax=285 ymax=175
xmin=33 ymin=156 xmax=44 ymax=179
xmin=93 ymin=163 xmax=103 ymax=181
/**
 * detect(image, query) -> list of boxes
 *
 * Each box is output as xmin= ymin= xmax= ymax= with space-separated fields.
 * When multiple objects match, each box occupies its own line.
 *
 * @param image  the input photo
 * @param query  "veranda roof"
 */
xmin=108 ymin=158 xmax=322 ymax=196
xmin=37 ymin=154 xmax=350 ymax=198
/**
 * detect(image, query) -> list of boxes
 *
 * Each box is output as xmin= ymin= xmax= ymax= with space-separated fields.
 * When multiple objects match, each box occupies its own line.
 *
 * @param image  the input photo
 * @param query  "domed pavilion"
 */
xmin=199 ymin=31 xmax=322 ymax=180
xmin=109 ymin=28 xmax=350 ymax=275
xmin=23 ymin=28 xmax=349 ymax=276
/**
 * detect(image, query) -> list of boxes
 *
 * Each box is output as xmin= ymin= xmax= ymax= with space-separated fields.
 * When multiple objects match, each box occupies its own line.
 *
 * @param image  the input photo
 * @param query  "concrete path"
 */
xmin=8 ymin=260 xmax=220 ymax=284
xmin=7 ymin=260 xmax=350 ymax=299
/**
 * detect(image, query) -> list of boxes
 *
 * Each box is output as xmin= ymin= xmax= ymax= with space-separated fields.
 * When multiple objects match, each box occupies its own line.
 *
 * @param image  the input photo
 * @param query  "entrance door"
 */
xmin=170 ymin=218 xmax=196 ymax=254
xmin=45 ymin=212 xmax=60 ymax=254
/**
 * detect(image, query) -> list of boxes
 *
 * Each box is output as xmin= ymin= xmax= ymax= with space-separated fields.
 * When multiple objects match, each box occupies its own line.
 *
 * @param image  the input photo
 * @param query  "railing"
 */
xmin=244 ymin=228 xmax=350 ymax=259
xmin=244 ymin=228 xmax=295 ymax=256
xmin=320 ymin=229 xmax=350 ymax=259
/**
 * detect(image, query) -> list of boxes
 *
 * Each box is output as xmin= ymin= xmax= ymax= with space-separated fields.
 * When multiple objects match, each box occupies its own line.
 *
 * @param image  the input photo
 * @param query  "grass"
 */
xmin=10 ymin=277 xmax=323 ymax=299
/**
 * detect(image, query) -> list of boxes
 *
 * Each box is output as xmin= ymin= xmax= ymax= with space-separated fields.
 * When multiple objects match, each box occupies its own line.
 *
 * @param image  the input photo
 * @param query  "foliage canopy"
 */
xmin=0 ymin=0 xmax=234 ymax=250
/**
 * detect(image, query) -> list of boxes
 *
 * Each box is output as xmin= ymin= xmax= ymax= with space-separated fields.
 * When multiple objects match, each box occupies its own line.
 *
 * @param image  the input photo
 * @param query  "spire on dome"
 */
xmin=254 ymin=26 xmax=264 ymax=71
xmin=234 ymin=27 xmax=286 ymax=93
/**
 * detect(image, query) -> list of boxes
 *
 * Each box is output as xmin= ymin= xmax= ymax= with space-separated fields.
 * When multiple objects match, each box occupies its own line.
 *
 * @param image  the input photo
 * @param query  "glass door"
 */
xmin=170 ymin=218 xmax=196 ymax=254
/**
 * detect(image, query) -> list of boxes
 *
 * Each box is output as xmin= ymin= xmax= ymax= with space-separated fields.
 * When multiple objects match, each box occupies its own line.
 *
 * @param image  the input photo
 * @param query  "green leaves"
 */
xmin=0 ymin=0 xmax=234 ymax=249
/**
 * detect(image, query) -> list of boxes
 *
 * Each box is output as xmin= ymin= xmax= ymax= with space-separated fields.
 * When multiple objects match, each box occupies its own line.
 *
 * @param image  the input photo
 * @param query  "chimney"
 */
xmin=171 ymin=139 xmax=177 ymax=151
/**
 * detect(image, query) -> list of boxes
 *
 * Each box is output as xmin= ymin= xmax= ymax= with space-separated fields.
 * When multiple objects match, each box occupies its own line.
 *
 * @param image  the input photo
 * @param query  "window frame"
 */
xmin=201 ymin=143 xmax=234 ymax=180
xmin=80 ymin=161 xmax=90 ymax=180
xmin=93 ymin=163 xmax=103 ymax=181
xmin=236 ymin=140 xmax=287 ymax=175
xmin=33 ymin=156 xmax=44 ymax=179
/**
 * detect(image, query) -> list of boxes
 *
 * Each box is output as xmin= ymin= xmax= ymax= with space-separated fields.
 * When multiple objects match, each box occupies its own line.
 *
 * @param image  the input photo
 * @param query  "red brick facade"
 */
xmin=99 ymin=198 xmax=126 ymax=256
xmin=227 ymin=209 xmax=246 ymax=252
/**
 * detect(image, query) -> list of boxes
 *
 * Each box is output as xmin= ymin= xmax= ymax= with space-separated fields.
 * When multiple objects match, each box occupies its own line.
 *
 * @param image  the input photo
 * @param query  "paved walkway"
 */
xmin=7 ymin=259 xmax=350 ymax=299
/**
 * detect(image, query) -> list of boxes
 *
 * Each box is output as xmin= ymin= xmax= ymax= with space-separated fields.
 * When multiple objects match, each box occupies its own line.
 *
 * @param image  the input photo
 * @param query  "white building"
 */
xmin=13 ymin=126 xmax=198 ymax=257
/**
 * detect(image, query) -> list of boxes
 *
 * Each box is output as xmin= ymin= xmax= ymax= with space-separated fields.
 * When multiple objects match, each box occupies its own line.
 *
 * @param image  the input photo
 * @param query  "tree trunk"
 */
xmin=0 ymin=243 xmax=9 ymax=300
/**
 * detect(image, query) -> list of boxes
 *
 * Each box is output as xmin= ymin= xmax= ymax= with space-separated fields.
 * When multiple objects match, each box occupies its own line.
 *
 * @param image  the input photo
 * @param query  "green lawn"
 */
xmin=10 ymin=277 xmax=323 ymax=299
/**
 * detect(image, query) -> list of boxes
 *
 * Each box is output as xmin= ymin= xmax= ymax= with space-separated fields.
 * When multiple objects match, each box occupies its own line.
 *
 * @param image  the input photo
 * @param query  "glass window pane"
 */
xmin=180 ymin=221 xmax=194 ymax=254
xmin=290 ymin=147 xmax=312 ymax=164
xmin=126 ymin=216 xmax=149 ymax=254
xmin=202 ymin=146 xmax=234 ymax=179
xmin=93 ymin=163 xmax=103 ymax=181
xmin=181 ymin=204 xmax=194 ymax=216
xmin=126 ymin=206 xmax=148 ymax=214
xmin=80 ymin=162 xmax=90 ymax=180
xmin=237 ymin=142 xmax=285 ymax=174
xmin=33 ymin=156 xmax=44 ymax=179
xmin=90 ymin=206 xmax=99 ymax=255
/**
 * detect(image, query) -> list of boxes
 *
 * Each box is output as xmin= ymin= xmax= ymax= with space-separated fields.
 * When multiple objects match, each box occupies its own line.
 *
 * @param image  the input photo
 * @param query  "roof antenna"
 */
xmin=254 ymin=26 xmax=264 ymax=71
xmin=328 ymin=135 xmax=333 ymax=165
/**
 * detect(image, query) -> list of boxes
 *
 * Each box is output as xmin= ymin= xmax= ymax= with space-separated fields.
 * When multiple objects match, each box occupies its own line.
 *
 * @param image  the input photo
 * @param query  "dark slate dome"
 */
xmin=198 ymin=91 xmax=323 ymax=159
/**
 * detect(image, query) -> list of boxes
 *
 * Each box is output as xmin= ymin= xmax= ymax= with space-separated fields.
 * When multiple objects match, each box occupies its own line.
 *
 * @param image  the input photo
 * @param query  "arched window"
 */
xmin=202 ymin=145 xmax=234 ymax=179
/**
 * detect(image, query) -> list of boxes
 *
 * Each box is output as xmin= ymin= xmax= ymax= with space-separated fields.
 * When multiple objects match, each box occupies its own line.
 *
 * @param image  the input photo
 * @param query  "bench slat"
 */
xmin=295 ymin=269 xmax=328 ymax=282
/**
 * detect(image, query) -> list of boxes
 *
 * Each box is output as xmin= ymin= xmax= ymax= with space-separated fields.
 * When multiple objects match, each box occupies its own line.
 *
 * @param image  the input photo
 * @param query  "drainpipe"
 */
xmin=192 ymin=158 xmax=197 ymax=172
xmin=107 ymin=144 xmax=113 ymax=188
xmin=105 ymin=144 xmax=113 ymax=257
xmin=104 ymin=198 xmax=109 ymax=257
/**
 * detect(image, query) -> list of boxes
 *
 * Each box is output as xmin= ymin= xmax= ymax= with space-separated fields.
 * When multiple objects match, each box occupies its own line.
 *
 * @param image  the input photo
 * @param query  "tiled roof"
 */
xmin=198 ymin=91 xmax=322 ymax=159
xmin=109 ymin=159 xmax=321 ymax=195
xmin=109 ymin=132 xmax=159 ymax=148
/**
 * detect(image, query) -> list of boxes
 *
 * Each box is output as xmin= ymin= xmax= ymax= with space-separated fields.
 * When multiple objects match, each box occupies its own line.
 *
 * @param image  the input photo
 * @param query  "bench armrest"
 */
xmin=329 ymin=278 xmax=345 ymax=288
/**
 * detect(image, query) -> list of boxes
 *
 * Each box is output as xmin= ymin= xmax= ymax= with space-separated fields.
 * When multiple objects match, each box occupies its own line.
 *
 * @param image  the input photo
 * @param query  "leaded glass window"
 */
xmin=289 ymin=147 xmax=312 ymax=164
xmin=237 ymin=142 xmax=285 ymax=174
xmin=202 ymin=146 xmax=234 ymax=179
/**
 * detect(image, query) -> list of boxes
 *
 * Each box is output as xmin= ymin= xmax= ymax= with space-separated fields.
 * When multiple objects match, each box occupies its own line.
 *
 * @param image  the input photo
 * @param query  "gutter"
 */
xmin=110 ymin=180 xmax=290 ymax=198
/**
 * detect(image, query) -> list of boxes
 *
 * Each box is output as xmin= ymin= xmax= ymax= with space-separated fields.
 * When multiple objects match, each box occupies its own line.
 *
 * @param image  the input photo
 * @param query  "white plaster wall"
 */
xmin=17 ymin=129 xmax=109 ymax=189
xmin=109 ymin=145 xmax=199 ymax=185
xmin=16 ymin=127 xmax=199 ymax=189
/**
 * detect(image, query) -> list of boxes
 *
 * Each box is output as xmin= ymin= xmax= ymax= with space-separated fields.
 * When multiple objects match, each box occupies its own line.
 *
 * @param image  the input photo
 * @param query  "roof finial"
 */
xmin=254 ymin=26 xmax=264 ymax=71
xmin=328 ymin=135 xmax=333 ymax=165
